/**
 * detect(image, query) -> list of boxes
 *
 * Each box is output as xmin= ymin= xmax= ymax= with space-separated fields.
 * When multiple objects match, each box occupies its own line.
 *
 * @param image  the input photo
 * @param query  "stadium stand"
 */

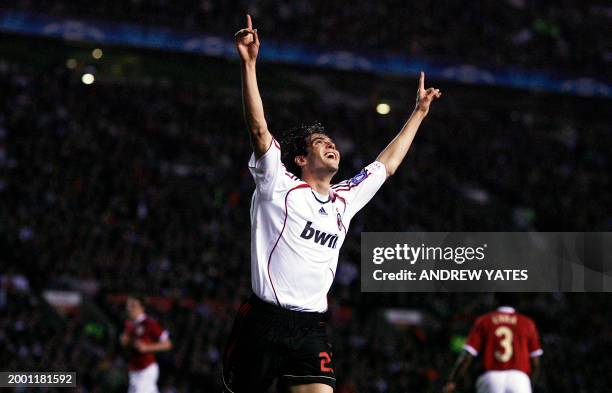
xmin=10 ymin=0 xmax=612 ymax=79
xmin=1 ymin=47 xmax=610 ymax=391
xmin=1 ymin=1 xmax=611 ymax=391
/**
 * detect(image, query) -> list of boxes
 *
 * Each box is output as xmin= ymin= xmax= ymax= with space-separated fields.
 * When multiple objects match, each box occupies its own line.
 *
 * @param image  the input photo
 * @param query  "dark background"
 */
xmin=1 ymin=1 xmax=611 ymax=392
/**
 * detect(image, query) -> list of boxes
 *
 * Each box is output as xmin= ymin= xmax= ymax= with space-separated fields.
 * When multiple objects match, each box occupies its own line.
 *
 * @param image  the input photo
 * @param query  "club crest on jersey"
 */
xmin=350 ymin=169 xmax=368 ymax=185
xmin=300 ymin=221 xmax=338 ymax=249
xmin=318 ymin=207 xmax=327 ymax=216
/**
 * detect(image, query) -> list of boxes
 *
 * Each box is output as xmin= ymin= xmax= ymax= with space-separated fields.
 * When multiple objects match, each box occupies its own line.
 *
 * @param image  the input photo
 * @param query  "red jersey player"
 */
xmin=443 ymin=295 xmax=543 ymax=393
xmin=120 ymin=296 xmax=172 ymax=393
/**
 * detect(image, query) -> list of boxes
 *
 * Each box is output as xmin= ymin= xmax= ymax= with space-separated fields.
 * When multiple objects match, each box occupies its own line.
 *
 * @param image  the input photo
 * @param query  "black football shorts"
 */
xmin=222 ymin=294 xmax=336 ymax=392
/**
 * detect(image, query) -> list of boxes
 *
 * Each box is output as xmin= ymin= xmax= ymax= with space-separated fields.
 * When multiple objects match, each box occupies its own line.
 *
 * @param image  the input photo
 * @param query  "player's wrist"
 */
xmin=241 ymin=59 xmax=257 ymax=68
xmin=413 ymin=106 xmax=428 ymax=118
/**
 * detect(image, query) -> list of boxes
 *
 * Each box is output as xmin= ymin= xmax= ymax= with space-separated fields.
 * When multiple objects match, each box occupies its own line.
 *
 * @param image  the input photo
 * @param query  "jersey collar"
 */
xmin=311 ymin=190 xmax=331 ymax=204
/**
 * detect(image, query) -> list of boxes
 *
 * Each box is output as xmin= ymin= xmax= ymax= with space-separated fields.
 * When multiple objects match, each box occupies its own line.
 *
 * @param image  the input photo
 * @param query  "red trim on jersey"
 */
xmin=266 ymin=183 xmax=310 ymax=306
xmin=285 ymin=172 xmax=298 ymax=180
xmin=331 ymin=180 xmax=350 ymax=188
xmin=332 ymin=191 xmax=347 ymax=214
xmin=223 ymin=301 xmax=253 ymax=368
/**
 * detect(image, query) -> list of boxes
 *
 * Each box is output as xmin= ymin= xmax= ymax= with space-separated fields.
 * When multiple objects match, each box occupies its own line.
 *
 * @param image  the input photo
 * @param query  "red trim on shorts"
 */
xmin=266 ymin=183 xmax=310 ymax=306
xmin=223 ymin=301 xmax=253 ymax=368
xmin=238 ymin=302 xmax=252 ymax=316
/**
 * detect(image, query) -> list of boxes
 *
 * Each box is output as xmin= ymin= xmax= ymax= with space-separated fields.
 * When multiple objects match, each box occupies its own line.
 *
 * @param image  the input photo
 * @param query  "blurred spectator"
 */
xmin=0 ymin=51 xmax=610 ymax=392
xmin=9 ymin=0 xmax=612 ymax=79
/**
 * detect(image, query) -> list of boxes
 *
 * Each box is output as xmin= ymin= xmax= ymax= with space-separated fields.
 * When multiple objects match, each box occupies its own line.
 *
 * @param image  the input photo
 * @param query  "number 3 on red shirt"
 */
xmin=494 ymin=326 xmax=514 ymax=362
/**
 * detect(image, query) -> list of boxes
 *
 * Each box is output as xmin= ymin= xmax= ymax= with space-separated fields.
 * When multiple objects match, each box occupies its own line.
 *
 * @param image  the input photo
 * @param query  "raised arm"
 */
xmin=376 ymin=72 xmax=441 ymax=177
xmin=235 ymin=14 xmax=272 ymax=158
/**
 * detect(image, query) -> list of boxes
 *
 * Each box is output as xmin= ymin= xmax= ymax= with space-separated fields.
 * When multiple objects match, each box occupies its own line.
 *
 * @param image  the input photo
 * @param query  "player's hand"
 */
xmin=234 ymin=14 xmax=260 ymax=65
xmin=442 ymin=381 xmax=456 ymax=393
xmin=415 ymin=71 xmax=441 ymax=116
xmin=134 ymin=340 xmax=150 ymax=354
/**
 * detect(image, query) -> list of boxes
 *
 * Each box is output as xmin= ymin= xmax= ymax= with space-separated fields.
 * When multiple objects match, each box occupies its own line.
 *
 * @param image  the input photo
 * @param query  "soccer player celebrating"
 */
xmin=443 ymin=294 xmax=543 ymax=393
xmin=223 ymin=14 xmax=441 ymax=393
xmin=120 ymin=296 xmax=172 ymax=393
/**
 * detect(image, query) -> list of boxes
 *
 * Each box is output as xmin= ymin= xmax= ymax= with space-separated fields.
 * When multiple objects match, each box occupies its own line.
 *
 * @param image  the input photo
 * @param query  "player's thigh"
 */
xmin=127 ymin=370 xmax=142 ymax=393
xmin=222 ymin=305 xmax=277 ymax=392
xmin=285 ymin=383 xmax=333 ymax=393
xmin=278 ymin=326 xmax=335 ymax=390
xmin=145 ymin=363 xmax=160 ymax=393
xmin=128 ymin=376 xmax=137 ymax=393
xmin=140 ymin=381 xmax=160 ymax=393
xmin=223 ymin=349 xmax=276 ymax=393
xmin=476 ymin=371 xmax=506 ymax=393
xmin=505 ymin=370 xmax=532 ymax=393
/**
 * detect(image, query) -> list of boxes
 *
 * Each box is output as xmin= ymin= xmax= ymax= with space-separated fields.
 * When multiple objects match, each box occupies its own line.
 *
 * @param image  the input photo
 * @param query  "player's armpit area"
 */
xmin=249 ymin=138 xmax=279 ymax=168
xmin=251 ymin=128 xmax=273 ymax=159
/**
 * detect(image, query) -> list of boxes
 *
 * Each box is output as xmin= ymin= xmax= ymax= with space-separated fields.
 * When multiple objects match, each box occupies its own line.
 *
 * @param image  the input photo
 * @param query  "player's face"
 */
xmin=126 ymin=298 xmax=143 ymax=319
xmin=306 ymin=133 xmax=340 ymax=174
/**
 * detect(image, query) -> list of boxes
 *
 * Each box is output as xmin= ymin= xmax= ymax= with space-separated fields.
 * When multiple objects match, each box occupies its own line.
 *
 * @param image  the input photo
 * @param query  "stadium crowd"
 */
xmin=9 ymin=0 xmax=612 ymax=79
xmin=1 ymin=52 xmax=611 ymax=393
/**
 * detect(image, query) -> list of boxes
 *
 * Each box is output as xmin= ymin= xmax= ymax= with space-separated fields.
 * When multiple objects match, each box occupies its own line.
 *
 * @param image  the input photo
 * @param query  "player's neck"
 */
xmin=132 ymin=312 xmax=146 ymax=322
xmin=302 ymin=173 xmax=332 ymax=196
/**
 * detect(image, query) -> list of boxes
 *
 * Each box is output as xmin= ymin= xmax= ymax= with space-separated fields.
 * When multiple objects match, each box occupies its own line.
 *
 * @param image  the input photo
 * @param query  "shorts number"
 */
xmin=319 ymin=352 xmax=333 ymax=373
xmin=494 ymin=326 xmax=514 ymax=362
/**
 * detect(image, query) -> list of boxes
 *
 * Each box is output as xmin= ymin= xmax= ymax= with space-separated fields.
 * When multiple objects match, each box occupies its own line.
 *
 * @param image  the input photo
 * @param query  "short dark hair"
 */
xmin=128 ymin=294 xmax=146 ymax=308
xmin=278 ymin=122 xmax=328 ymax=177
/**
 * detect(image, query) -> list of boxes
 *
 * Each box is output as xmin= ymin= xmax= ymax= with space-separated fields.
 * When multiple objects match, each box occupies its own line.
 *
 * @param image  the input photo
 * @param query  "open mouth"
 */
xmin=326 ymin=152 xmax=337 ymax=160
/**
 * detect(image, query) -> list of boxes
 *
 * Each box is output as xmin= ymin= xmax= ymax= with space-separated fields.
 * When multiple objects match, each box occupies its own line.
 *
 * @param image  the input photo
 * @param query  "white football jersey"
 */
xmin=248 ymin=138 xmax=387 ymax=312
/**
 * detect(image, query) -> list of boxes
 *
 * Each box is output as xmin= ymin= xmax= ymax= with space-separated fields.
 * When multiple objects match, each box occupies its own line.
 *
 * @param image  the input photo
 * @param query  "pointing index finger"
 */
xmin=247 ymin=14 xmax=252 ymax=29
xmin=419 ymin=71 xmax=425 ymax=91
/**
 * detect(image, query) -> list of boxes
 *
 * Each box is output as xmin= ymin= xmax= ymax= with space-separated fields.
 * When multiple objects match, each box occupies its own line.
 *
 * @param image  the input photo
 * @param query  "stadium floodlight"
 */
xmin=376 ymin=102 xmax=391 ymax=115
xmin=92 ymin=48 xmax=103 ymax=60
xmin=81 ymin=73 xmax=95 ymax=85
xmin=66 ymin=58 xmax=77 ymax=69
